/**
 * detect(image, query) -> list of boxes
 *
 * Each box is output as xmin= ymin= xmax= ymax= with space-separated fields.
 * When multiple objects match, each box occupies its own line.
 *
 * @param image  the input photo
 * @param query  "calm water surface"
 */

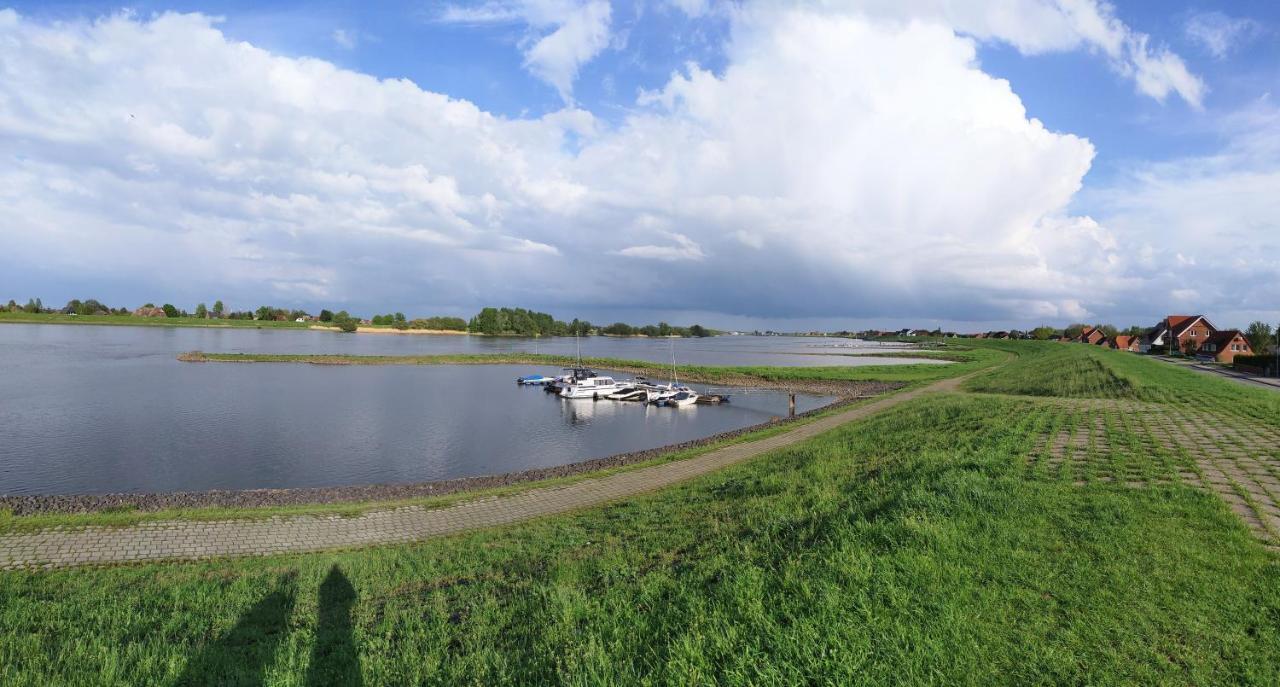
xmin=0 ymin=325 xmax=931 ymax=495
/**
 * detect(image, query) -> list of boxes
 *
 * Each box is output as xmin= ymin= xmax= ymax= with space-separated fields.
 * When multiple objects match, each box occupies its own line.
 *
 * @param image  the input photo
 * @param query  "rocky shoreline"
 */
xmin=0 ymin=381 xmax=900 ymax=516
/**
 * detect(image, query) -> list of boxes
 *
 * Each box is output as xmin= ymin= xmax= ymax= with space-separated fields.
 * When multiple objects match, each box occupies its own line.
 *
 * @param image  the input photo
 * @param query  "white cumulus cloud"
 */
xmin=0 ymin=5 xmax=1253 ymax=326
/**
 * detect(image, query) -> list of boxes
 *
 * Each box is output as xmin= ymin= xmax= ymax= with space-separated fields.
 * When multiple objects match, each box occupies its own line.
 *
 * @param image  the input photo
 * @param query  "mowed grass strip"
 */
xmin=967 ymin=342 xmax=1280 ymax=422
xmin=2 ymin=394 xmax=1277 ymax=685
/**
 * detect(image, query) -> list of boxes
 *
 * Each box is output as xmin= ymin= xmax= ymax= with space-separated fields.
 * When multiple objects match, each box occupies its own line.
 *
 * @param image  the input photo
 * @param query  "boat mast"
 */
xmin=670 ymin=337 xmax=678 ymax=385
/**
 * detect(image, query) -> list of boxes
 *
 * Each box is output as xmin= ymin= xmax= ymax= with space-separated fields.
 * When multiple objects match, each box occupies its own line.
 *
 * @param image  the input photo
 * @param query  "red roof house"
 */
xmin=1198 ymin=329 xmax=1253 ymax=363
xmin=1110 ymin=335 xmax=1139 ymax=352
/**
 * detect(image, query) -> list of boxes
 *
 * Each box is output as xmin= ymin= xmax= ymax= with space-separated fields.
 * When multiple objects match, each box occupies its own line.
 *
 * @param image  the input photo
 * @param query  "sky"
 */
xmin=1 ymin=0 xmax=1278 ymax=332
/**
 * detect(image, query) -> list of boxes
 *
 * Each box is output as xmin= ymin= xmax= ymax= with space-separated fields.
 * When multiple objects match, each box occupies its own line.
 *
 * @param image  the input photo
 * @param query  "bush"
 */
xmin=1233 ymin=354 xmax=1277 ymax=376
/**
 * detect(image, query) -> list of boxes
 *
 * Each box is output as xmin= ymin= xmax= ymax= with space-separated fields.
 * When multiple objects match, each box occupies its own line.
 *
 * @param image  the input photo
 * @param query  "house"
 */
xmin=1110 ymin=335 xmax=1140 ymax=352
xmin=1142 ymin=315 xmax=1215 ymax=354
xmin=1197 ymin=329 xmax=1253 ymax=364
xmin=1076 ymin=326 xmax=1106 ymax=345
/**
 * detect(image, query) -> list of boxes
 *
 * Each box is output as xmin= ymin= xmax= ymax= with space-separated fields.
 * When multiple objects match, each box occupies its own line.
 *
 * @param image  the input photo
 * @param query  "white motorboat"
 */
xmin=664 ymin=391 xmax=700 ymax=408
xmin=545 ymin=366 xmax=598 ymax=393
xmin=560 ymin=376 xmax=624 ymax=399
xmin=645 ymin=383 xmax=693 ymax=404
xmin=605 ymin=382 xmax=648 ymax=401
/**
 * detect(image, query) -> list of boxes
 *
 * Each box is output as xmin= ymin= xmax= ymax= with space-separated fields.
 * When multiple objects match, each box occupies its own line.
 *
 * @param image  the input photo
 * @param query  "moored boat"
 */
xmin=560 ymin=376 xmax=624 ymax=399
xmin=663 ymin=391 xmax=699 ymax=408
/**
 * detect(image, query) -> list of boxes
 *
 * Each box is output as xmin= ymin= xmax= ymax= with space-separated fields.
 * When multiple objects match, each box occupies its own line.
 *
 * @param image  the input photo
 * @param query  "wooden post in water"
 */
xmin=788 ymin=393 xmax=796 ymax=418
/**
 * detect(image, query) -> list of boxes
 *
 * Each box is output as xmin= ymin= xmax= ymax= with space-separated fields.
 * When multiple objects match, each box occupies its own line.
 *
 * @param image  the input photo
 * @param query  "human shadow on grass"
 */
xmin=175 ymin=572 xmax=297 ymax=686
xmin=304 ymin=564 xmax=362 ymax=687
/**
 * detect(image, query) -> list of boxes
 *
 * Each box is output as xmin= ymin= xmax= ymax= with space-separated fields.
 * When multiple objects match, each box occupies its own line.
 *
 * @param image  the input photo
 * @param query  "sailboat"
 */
xmin=651 ymin=338 xmax=697 ymax=406
xmin=546 ymin=329 xmax=597 ymax=394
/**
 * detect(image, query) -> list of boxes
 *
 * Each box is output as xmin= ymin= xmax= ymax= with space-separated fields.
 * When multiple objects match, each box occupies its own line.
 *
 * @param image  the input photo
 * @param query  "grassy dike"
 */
xmin=2 ymin=342 xmax=1279 ymax=684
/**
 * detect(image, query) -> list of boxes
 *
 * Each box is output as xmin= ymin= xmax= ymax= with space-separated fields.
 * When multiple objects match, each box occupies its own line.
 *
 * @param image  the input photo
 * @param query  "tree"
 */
xmin=1245 ymin=321 xmax=1274 ymax=355
xmin=689 ymin=324 xmax=709 ymax=338
xmin=212 ymin=300 xmax=224 ymax=318
xmin=1063 ymin=323 xmax=1087 ymax=339
xmin=1181 ymin=335 xmax=1198 ymax=357
xmin=319 ymin=309 xmax=333 ymax=322
xmin=75 ymin=299 xmax=107 ymax=315
xmin=1100 ymin=324 xmax=1118 ymax=338
xmin=394 ymin=312 xmax=406 ymax=323
xmin=162 ymin=303 xmax=180 ymax=318
xmin=1031 ymin=326 xmax=1057 ymax=340
xmin=195 ymin=303 xmax=208 ymax=319
xmin=332 ymin=311 xmax=358 ymax=333
xmin=23 ymin=298 xmax=39 ymax=313
xmin=255 ymin=305 xmax=272 ymax=321
xmin=5 ymin=299 xmax=16 ymax=312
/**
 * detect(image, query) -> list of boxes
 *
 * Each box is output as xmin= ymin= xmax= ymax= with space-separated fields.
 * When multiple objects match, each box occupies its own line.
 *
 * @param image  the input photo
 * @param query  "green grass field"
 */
xmin=2 ymin=341 xmax=1279 ymax=684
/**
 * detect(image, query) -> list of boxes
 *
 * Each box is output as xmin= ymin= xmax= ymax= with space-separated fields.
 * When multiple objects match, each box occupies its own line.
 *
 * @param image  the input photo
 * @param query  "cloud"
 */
xmin=775 ymin=0 xmax=1205 ymax=108
xmin=0 ymin=6 xmax=1252 ymax=326
xmin=437 ymin=0 xmax=612 ymax=101
xmin=331 ymin=28 xmax=357 ymax=50
xmin=1081 ymin=104 xmax=1280 ymax=324
xmin=615 ymin=232 xmax=705 ymax=262
xmin=1184 ymin=11 xmax=1262 ymax=60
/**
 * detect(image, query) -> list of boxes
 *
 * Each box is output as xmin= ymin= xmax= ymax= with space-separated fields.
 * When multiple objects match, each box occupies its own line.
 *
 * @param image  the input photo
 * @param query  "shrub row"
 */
xmin=1233 ymin=354 xmax=1279 ymax=376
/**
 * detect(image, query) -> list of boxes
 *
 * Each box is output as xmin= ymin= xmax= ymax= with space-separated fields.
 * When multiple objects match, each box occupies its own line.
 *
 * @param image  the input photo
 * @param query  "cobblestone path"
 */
xmin=1024 ymin=397 xmax=1280 ymax=549
xmin=0 ymin=378 xmax=963 ymax=570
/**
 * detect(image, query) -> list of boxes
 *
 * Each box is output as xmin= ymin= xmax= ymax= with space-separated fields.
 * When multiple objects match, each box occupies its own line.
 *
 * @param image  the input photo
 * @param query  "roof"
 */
xmin=1113 ymin=335 xmax=1135 ymax=349
xmin=1204 ymin=329 xmax=1250 ymax=352
xmin=1165 ymin=314 xmax=1216 ymax=338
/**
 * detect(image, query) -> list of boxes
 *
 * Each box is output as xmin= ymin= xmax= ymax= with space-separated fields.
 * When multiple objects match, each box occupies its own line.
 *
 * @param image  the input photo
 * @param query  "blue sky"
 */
xmin=2 ymin=1 xmax=1278 ymax=330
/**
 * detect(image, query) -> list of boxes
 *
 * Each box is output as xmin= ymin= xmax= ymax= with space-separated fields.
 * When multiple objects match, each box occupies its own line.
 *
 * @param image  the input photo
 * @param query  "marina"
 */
xmin=0 ymin=325 xmax=841 ymax=496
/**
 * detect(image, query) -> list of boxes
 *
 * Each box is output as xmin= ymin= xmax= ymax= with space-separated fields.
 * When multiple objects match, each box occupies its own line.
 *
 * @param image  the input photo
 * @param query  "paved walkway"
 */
xmin=0 ymin=378 xmax=962 ymax=570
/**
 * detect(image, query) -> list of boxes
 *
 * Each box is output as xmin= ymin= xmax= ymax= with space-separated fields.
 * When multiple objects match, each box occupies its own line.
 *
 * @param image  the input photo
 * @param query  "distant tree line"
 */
xmin=1030 ymin=323 xmax=1148 ymax=341
xmin=466 ymin=307 xmax=712 ymax=337
xmin=5 ymin=298 xmax=716 ymax=338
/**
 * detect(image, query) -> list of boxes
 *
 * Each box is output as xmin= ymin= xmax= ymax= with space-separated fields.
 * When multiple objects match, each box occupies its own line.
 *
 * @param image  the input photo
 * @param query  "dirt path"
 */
xmin=0 ymin=378 xmax=958 ymax=570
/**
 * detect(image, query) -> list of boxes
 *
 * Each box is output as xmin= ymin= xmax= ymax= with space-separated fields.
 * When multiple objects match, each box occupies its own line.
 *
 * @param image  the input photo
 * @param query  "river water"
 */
xmin=0 ymin=325 xmax=933 ymax=495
